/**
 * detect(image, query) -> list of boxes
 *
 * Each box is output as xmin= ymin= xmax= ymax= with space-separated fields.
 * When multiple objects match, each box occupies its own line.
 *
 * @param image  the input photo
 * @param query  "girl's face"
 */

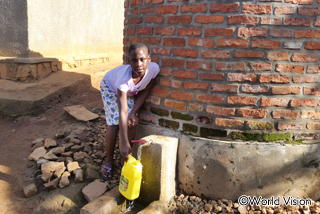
xmin=129 ymin=47 xmax=151 ymax=79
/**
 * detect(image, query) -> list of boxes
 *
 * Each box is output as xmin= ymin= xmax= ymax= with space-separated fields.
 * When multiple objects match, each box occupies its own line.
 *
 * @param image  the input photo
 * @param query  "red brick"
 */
xmin=205 ymin=28 xmax=234 ymax=37
xmin=189 ymin=103 xmax=203 ymax=112
xmin=164 ymin=99 xmax=186 ymax=111
xmin=211 ymin=3 xmax=239 ymax=13
xmin=173 ymin=49 xmax=198 ymax=58
xmin=215 ymin=118 xmax=244 ymax=129
xmin=228 ymin=15 xmax=259 ymax=25
xmin=276 ymin=64 xmax=305 ymax=74
xmin=314 ymin=19 xmax=320 ymax=27
xmin=142 ymin=37 xmax=161 ymax=45
xmin=251 ymin=39 xmax=281 ymax=50
xmin=140 ymin=7 xmax=155 ymax=14
xmin=145 ymin=16 xmax=163 ymax=23
xmin=298 ymin=7 xmax=320 ymax=16
xmin=238 ymin=109 xmax=268 ymax=118
xmin=184 ymin=82 xmax=209 ymax=90
xmin=168 ymin=15 xmax=192 ymax=24
xmin=292 ymin=53 xmax=318 ymax=62
xmin=163 ymin=38 xmax=185 ymax=47
xmin=284 ymin=18 xmax=311 ymax=26
xmin=270 ymin=29 xmax=292 ymax=38
xmin=275 ymin=7 xmax=295 ymax=14
xmin=171 ymin=91 xmax=193 ymax=100
xmin=217 ymin=39 xmax=249 ymax=48
xmin=201 ymin=50 xmax=230 ymax=59
xmin=133 ymin=8 xmax=138 ymax=15
xmin=149 ymin=95 xmax=160 ymax=105
xmin=195 ymin=16 xmax=224 ymax=24
xmin=161 ymin=59 xmax=184 ymax=68
xmin=295 ymin=30 xmax=320 ymax=38
xmin=160 ymin=78 xmax=171 ymax=87
xmin=123 ymin=38 xmax=128 ymax=45
xmin=245 ymin=121 xmax=275 ymax=130
xmin=151 ymin=86 xmax=169 ymax=97
xmin=293 ymin=76 xmax=318 ymax=83
xmin=301 ymin=111 xmax=320 ymax=120
xmin=123 ymin=46 xmax=129 ymax=53
xmin=216 ymin=62 xmax=246 ymax=71
xmin=271 ymin=86 xmax=301 ymax=95
xmin=304 ymin=87 xmax=320 ymax=96
xmin=284 ymin=41 xmax=303 ymax=49
xmin=241 ymin=85 xmax=269 ymax=93
xmin=197 ymin=94 xmax=224 ymax=104
xmin=307 ymin=122 xmax=320 ymax=130
xmin=137 ymin=27 xmax=153 ymax=35
xmin=290 ymin=99 xmax=315 ymax=107
xmin=145 ymin=0 xmax=163 ymax=3
xmin=261 ymin=17 xmax=281 ymax=25
xmin=130 ymin=0 xmax=142 ymax=5
xmin=227 ymin=96 xmax=257 ymax=106
xmin=131 ymin=17 xmax=143 ymax=24
xmin=233 ymin=51 xmax=264 ymax=58
xmin=151 ymin=57 xmax=159 ymax=64
xmin=273 ymin=110 xmax=299 ymax=119
xmin=238 ymin=28 xmax=267 ymax=37
xmin=242 ymin=4 xmax=272 ymax=14
xmin=125 ymin=10 xmax=132 ymax=17
xmin=178 ymin=27 xmax=202 ymax=36
xmin=174 ymin=70 xmax=197 ymax=79
xmin=206 ymin=106 xmax=235 ymax=116
xmin=278 ymin=123 xmax=305 ymax=131
xmin=189 ymin=38 xmax=213 ymax=49
xmin=259 ymin=74 xmax=290 ymax=83
xmin=139 ymin=114 xmax=156 ymax=124
xmin=181 ymin=4 xmax=207 ymax=13
xmin=157 ymin=5 xmax=178 ymax=14
xmin=124 ymin=19 xmax=129 ymax=25
xmin=124 ymin=1 xmax=129 ymax=8
xmin=155 ymin=27 xmax=175 ymax=35
xmin=159 ymin=68 xmax=171 ymax=76
xmin=200 ymin=73 xmax=224 ymax=81
xmin=285 ymin=0 xmax=313 ymax=4
xmin=307 ymin=65 xmax=320 ymax=73
xmin=250 ymin=63 xmax=272 ymax=71
xmin=127 ymin=28 xmax=135 ymax=36
xmin=267 ymin=52 xmax=289 ymax=61
xmin=228 ymin=73 xmax=257 ymax=82
xmin=305 ymin=42 xmax=320 ymax=50
xmin=211 ymin=84 xmax=238 ymax=93
xmin=129 ymin=37 xmax=141 ymax=44
xmin=151 ymin=48 xmax=170 ymax=56
xmin=187 ymin=61 xmax=212 ymax=70
xmin=260 ymin=98 xmax=288 ymax=107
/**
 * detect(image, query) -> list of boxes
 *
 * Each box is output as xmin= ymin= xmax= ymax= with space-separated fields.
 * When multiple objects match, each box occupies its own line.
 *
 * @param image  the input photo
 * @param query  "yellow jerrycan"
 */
xmin=119 ymin=154 xmax=143 ymax=200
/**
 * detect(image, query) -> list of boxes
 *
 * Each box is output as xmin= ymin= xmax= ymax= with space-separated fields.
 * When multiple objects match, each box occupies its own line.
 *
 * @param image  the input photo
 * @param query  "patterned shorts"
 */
xmin=100 ymin=80 xmax=135 ymax=126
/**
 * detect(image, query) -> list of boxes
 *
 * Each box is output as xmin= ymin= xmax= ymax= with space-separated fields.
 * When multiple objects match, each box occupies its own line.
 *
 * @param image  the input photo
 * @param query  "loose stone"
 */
xmin=67 ymin=162 xmax=80 ymax=172
xmin=74 ymin=169 xmax=84 ymax=183
xmin=50 ymin=147 xmax=65 ymax=155
xmin=59 ymin=171 xmax=71 ymax=188
xmin=41 ymin=161 xmax=65 ymax=173
xmin=85 ymin=168 xmax=100 ymax=180
xmin=61 ymin=151 xmax=73 ymax=157
xmin=41 ymin=171 xmax=53 ymax=182
xmin=37 ymin=158 xmax=49 ymax=168
xmin=23 ymin=183 xmax=38 ymax=198
xmin=44 ymin=177 xmax=60 ymax=189
xmin=54 ymin=167 xmax=66 ymax=178
xmin=44 ymin=138 xmax=57 ymax=148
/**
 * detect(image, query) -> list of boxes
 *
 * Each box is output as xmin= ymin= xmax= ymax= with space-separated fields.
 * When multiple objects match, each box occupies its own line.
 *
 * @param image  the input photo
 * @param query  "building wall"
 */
xmin=124 ymin=0 xmax=320 ymax=142
xmin=27 ymin=0 xmax=124 ymax=57
xmin=0 ymin=0 xmax=28 ymax=57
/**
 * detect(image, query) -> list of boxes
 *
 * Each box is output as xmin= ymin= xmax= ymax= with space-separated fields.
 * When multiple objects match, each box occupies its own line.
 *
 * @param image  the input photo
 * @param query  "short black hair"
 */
xmin=128 ymin=43 xmax=149 ymax=55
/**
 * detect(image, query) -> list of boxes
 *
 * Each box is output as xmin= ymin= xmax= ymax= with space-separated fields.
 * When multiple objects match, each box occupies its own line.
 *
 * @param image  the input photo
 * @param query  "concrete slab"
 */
xmin=137 ymin=201 xmax=169 ymax=214
xmin=0 ymin=56 xmax=122 ymax=116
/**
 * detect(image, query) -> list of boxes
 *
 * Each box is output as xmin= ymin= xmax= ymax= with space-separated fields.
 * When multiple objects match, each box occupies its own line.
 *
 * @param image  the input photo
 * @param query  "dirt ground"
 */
xmin=0 ymin=88 xmax=105 ymax=214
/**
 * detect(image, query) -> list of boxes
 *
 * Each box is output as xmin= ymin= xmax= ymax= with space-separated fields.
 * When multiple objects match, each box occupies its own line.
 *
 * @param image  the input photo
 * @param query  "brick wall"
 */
xmin=123 ymin=0 xmax=320 ymax=142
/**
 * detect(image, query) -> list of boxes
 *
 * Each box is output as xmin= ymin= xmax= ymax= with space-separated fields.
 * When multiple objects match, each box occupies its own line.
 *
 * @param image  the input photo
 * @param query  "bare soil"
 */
xmin=0 ymin=88 xmax=104 ymax=214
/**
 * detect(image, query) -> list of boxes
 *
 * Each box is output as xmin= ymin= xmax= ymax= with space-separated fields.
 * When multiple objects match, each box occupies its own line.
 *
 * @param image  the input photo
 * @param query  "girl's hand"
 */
xmin=128 ymin=112 xmax=139 ymax=128
xmin=120 ymin=143 xmax=132 ymax=166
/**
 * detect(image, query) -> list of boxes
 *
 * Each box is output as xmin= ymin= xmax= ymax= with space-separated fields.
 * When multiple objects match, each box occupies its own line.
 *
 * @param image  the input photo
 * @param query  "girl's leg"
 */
xmin=101 ymin=125 xmax=119 ymax=179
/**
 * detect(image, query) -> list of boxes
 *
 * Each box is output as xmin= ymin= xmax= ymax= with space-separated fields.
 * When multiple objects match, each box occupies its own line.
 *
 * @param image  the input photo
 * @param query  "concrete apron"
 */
xmin=80 ymin=134 xmax=178 ymax=214
xmin=136 ymin=124 xmax=320 ymax=201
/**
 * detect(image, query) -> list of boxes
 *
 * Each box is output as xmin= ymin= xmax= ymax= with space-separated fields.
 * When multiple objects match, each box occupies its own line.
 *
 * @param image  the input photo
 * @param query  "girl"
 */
xmin=100 ymin=43 xmax=159 ymax=180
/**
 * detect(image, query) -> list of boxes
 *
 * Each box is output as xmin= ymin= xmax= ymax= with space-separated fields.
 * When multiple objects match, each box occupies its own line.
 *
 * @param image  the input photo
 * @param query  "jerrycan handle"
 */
xmin=131 ymin=140 xmax=146 ymax=144
xmin=125 ymin=154 xmax=135 ymax=167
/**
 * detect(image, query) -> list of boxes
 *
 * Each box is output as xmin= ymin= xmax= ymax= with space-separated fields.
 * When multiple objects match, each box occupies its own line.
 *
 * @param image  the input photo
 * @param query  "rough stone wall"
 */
xmin=123 ymin=0 xmax=320 ymax=142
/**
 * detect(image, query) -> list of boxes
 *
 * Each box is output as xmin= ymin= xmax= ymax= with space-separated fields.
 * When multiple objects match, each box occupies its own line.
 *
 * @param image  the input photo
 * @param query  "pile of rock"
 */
xmin=168 ymin=194 xmax=320 ymax=214
xmin=23 ymin=117 xmax=122 ymax=199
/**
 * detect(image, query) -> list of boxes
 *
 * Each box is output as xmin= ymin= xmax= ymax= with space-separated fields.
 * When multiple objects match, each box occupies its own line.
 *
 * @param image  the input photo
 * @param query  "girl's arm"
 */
xmin=117 ymin=89 xmax=131 ymax=164
xmin=128 ymin=77 xmax=157 ymax=127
